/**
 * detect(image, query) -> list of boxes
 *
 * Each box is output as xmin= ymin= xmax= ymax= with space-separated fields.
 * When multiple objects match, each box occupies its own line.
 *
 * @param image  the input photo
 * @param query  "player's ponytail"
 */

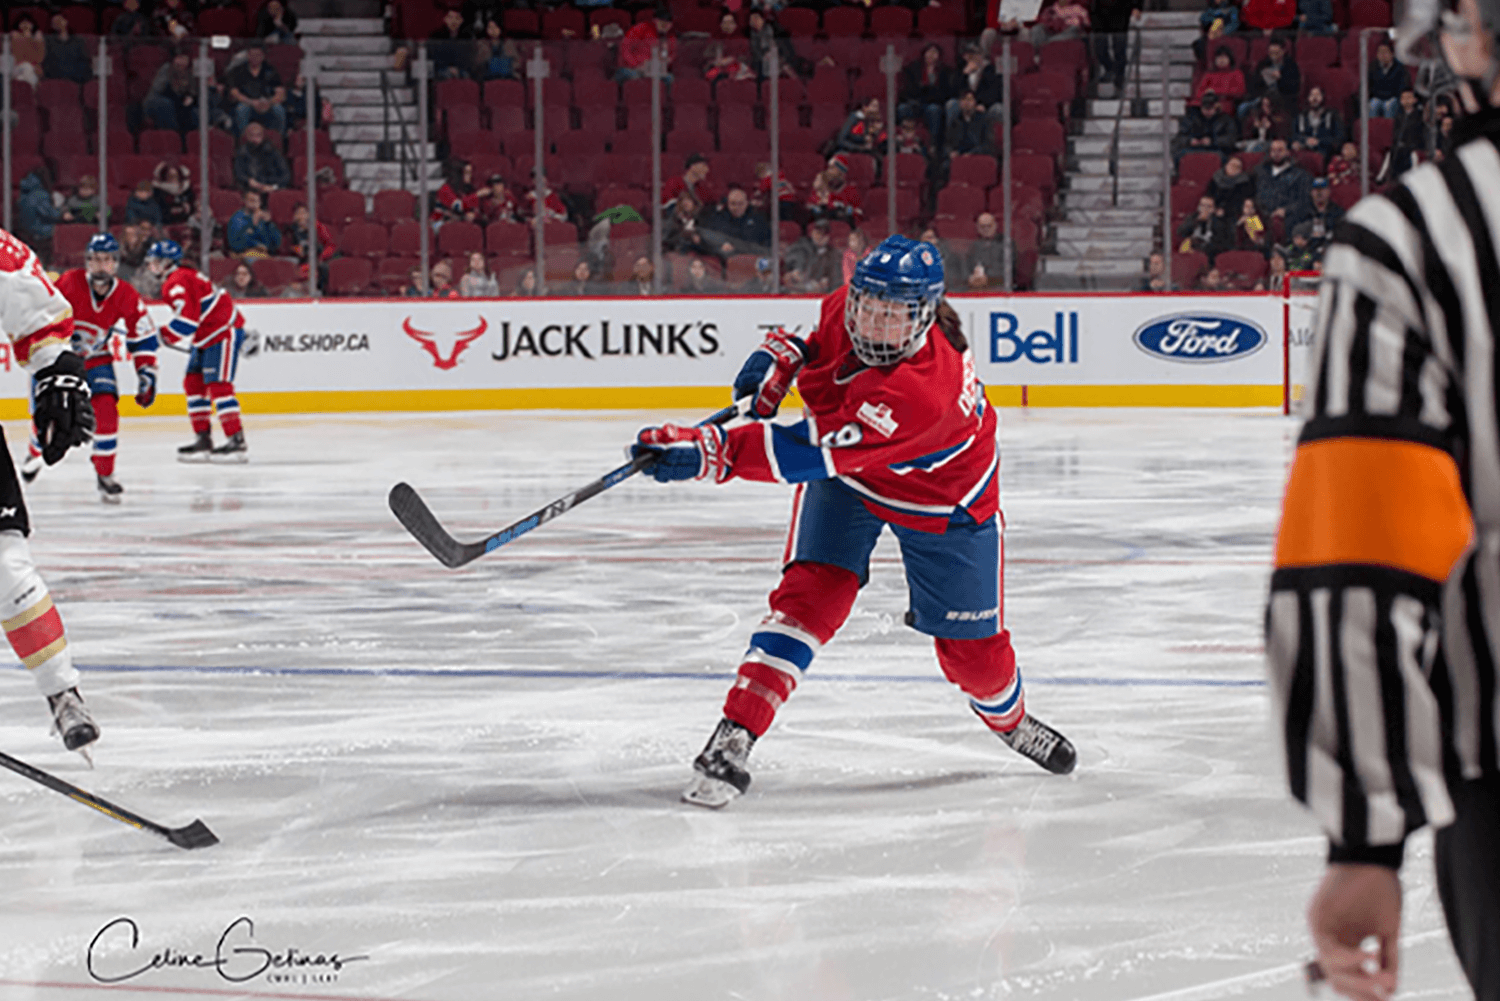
xmin=935 ymin=300 xmax=967 ymax=353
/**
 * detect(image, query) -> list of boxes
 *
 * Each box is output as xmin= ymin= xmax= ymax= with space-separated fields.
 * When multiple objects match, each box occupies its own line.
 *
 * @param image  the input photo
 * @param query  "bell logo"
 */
xmin=402 ymin=317 xmax=488 ymax=370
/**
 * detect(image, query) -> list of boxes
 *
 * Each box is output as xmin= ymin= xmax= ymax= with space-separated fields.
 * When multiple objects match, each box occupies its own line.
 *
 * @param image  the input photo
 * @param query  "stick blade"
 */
xmin=165 ymin=819 xmax=219 ymax=850
xmin=388 ymin=482 xmax=476 ymax=569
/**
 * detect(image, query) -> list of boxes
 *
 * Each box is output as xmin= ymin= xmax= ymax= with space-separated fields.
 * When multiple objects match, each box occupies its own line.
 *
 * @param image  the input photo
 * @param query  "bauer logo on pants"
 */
xmin=401 ymin=317 xmax=488 ymax=370
xmin=1133 ymin=314 xmax=1267 ymax=363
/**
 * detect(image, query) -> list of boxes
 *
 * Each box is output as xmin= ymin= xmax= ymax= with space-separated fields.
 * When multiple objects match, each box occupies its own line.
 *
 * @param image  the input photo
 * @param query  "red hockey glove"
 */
xmin=631 ymin=423 xmax=732 ymax=483
xmin=732 ymin=328 xmax=809 ymax=420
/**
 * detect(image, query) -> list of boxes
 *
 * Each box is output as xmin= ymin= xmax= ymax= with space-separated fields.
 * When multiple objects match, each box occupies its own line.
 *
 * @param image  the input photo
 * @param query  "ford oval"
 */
xmin=1132 ymin=313 xmax=1267 ymax=364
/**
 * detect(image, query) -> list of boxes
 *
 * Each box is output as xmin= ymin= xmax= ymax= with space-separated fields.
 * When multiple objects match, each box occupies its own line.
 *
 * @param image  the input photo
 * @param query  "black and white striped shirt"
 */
xmin=1267 ymin=112 xmax=1500 ymax=867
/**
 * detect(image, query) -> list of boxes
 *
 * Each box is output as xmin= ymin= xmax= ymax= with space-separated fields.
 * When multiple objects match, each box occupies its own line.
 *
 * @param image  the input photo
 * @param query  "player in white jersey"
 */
xmin=0 ymin=226 xmax=101 ymax=756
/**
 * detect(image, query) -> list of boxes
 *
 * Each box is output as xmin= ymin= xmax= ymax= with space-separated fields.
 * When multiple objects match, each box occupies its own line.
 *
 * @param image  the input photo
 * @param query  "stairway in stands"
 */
xmin=1037 ymin=10 xmax=1199 ymax=289
xmin=297 ymin=17 xmax=440 ymax=198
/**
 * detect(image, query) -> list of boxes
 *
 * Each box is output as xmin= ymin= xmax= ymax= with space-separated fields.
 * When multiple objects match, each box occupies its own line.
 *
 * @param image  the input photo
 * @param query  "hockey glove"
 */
xmin=631 ymin=423 xmax=732 ymax=483
xmin=732 ymin=328 xmax=809 ymax=420
xmin=134 ymin=365 xmax=158 ymax=409
xmin=33 ymin=352 xmax=95 ymax=466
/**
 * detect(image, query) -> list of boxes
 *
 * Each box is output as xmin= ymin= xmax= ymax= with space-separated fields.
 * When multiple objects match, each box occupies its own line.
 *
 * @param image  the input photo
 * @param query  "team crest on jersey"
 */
xmin=856 ymin=400 xmax=899 ymax=438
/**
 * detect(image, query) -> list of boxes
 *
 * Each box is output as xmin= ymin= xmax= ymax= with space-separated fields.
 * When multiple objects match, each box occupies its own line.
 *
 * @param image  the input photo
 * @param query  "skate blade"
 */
xmin=177 ymin=453 xmax=212 ymax=463
xmin=681 ymin=774 xmax=741 ymax=809
xmin=208 ymin=453 xmax=249 ymax=464
xmin=99 ymin=492 xmax=122 ymax=505
xmin=74 ymin=745 xmax=94 ymax=768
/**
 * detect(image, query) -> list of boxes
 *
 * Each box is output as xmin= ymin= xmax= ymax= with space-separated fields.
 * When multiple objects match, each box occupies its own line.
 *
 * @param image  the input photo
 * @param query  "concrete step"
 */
xmin=300 ymin=35 xmax=391 ymax=55
xmin=1072 ymin=136 xmax=1110 ymax=157
xmin=322 ymin=86 xmax=414 ymax=105
xmin=1136 ymin=26 xmax=1202 ymax=46
xmin=319 ymin=54 xmax=393 ymax=71
xmin=299 ymin=17 xmax=386 ymax=35
xmin=1054 ymin=223 xmax=1155 ymax=240
xmin=318 ymin=70 xmax=407 ymax=88
xmin=331 ymin=122 xmax=424 ymax=142
xmin=345 ymin=161 xmax=444 ymax=182
xmin=1129 ymin=61 xmax=1195 ymax=80
xmin=334 ymin=104 xmax=420 ymax=123
xmin=1139 ymin=10 xmax=1203 ymax=27
xmin=1133 ymin=81 xmax=1193 ymax=99
xmin=1053 ymin=237 xmax=1156 ymax=257
xmin=1064 ymin=207 xmax=1161 ymax=225
xmin=1117 ymin=156 xmax=1172 ymax=176
xmin=1139 ymin=45 xmax=1204 ymax=65
xmin=1073 ymin=156 xmax=1111 ymax=175
xmin=1089 ymin=98 xmax=1187 ymax=117
xmin=1067 ymin=174 xmax=1163 ymax=193
xmin=337 ymin=141 xmax=439 ymax=160
xmin=1118 ymin=137 xmax=1169 ymax=156
xmin=1063 ymin=190 xmax=1160 ymax=209
xmin=1079 ymin=117 xmax=1178 ymax=137
xmin=349 ymin=177 xmax=441 ymax=195
xmin=1039 ymin=256 xmax=1146 ymax=276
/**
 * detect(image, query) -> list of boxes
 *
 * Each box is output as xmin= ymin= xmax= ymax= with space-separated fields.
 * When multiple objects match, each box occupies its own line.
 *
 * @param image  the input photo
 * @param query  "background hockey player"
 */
xmin=0 ymin=225 xmax=100 ymax=755
xmin=22 ymin=233 xmax=158 ymax=502
xmin=631 ymin=234 xmax=1076 ymax=808
xmin=145 ymin=240 xmax=247 ymax=462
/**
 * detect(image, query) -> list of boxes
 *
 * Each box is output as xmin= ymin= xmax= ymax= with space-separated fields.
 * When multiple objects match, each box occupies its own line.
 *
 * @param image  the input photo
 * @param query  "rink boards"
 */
xmin=0 ymin=293 xmax=1293 ymax=417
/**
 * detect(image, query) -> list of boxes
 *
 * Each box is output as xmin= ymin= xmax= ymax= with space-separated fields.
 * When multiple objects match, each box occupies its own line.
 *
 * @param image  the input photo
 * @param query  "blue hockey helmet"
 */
xmin=845 ymin=234 xmax=946 ymax=367
xmin=86 ymin=232 xmax=120 ymax=257
xmin=145 ymin=239 xmax=183 ymax=273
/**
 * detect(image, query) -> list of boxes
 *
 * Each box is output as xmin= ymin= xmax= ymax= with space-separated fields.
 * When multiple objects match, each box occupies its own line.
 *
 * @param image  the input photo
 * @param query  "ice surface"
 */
xmin=0 ymin=410 xmax=1471 ymax=1000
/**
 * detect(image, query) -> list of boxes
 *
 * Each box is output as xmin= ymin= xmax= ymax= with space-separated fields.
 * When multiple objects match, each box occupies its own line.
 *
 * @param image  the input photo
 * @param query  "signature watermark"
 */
xmin=88 ymin=916 xmax=369 ymax=987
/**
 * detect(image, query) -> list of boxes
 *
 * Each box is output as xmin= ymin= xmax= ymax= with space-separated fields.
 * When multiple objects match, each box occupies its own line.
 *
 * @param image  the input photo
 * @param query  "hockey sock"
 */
xmin=0 ymin=531 xmax=75 ymax=697
xmin=91 ymin=393 xmax=118 ymax=478
xmin=723 ymin=561 xmax=860 ymax=737
xmin=184 ymin=372 xmax=211 ymax=435
xmin=935 ymin=631 xmax=1025 ymax=733
xmin=207 ymin=381 xmax=242 ymax=438
xmin=25 ymin=435 xmax=40 ymax=460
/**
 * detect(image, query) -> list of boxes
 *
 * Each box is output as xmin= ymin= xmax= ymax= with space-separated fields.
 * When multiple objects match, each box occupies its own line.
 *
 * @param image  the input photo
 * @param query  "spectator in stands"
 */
xmin=753 ymin=161 xmax=798 ymax=220
xmin=459 ymin=251 xmax=501 ymax=297
xmin=841 ymin=229 xmax=870 ymax=285
xmin=949 ymin=44 xmax=1005 ymax=133
xmin=1032 ymin=0 xmax=1091 ymax=48
xmin=1284 ymin=221 xmax=1317 ymax=270
xmin=806 ymin=161 xmax=863 ymax=226
xmin=899 ymin=44 xmax=956 ymax=150
xmin=664 ymin=192 xmax=712 ymax=257
xmin=896 ymin=116 xmax=933 ymax=165
xmin=1291 ymin=85 xmax=1344 ymax=159
xmin=556 ymin=259 xmax=599 ymax=297
xmin=228 ymin=261 xmax=272 ymax=299
xmin=1238 ymin=94 xmax=1290 ymax=154
xmin=784 ymin=219 xmax=839 ymax=294
xmin=154 ymin=0 xmax=195 ymax=40
xmin=835 ymin=96 xmax=887 ymax=158
xmin=65 ymin=175 xmax=100 ymax=226
xmin=705 ymin=34 xmax=753 ymax=85
xmin=963 ymin=212 xmax=1016 ymax=290
xmin=1194 ymin=0 xmax=1240 ymax=64
xmin=145 ymin=48 xmax=199 ymax=133
xmin=512 ymin=268 xmax=538 ymax=297
xmin=1176 ymin=90 xmax=1238 ymax=161
xmin=153 ymin=163 xmax=195 ymax=228
xmin=1368 ymin=41 xmax=1409 ymax=118
xmin=429 ymin=260 xmax=459 ymax=299
xmin=1198 ymin=266 xmax=1228 ymax=290
xmin=1253 ymin=138 xmax=1310 ymax=239
xmin=401 ymin=266 xmax=426 ymax=297
xmin=1260 ymin=248 xmax=1289 ymax=290
xmin=528 ymin=185 xmax=569 ymax=225
xmin=1094 ymin=0 xmax=1144 ymax=92
xmin=945 ymin=90 xmax=996 ymax=163
xmin=682 ymin=256 xmax=723 ymax=294
xmin=1207 ymin=154 xmax=1255 ymax=216
xmin=1193 ymin=47 xmax=1246 ymax=108
xmin=1137 ymin=251 xmax=1171 ymax=292
xmin=117 ymin=223 xmax=150 ymax=281
xmin=256 ymin=0 xmax=299 ymax=45
xmin=283 ymin=71 xmax=329 ymax=132
xmin=1234 ymin=196 xmax=1271 ymax=252
xmin=747 ymin=9 xmax=815 ymax=81
xmin=429 ymin=9 xmax=475 ymax=80
xmin=1241 ymin=0 xmax=1296 ymax=34
xmin=743 ymin=256 xmax=778 ymax=294
xmin=288 ymin=203 xmax=335 ymax=288
xmin=1386 ymin=87 xmax=1427 ymax=178
xmin=1435 ymin=108 xmax=1457 ymax=162
xmin=1177 ymin=194 xmax=1232 ymax=260
xmin=1241 ymin=37 xmax=1299 ymax=117
xmin=1326 ymin=139 xmax=1359 ymax=185
xmin=1285 ymin=177 xmax=1343 ymax=257
xmin=435 ymin=161 xmax=481 ymax=225
xmin=15 ymin=168 xmax=63 ymax=262
xmin=43 ymin=12 xmax=91 ymax=84
xmin=234 ymin=123 xmax=292 ymax=194
xmin=479 ymin=175 xmax=518 ymax=225
xmin=618 ymin=6 xmax=676 ymax=83
xmin=919 ymin=225 xmax=966 ymax=292
xmin=227 ymin=45 xmax=288 ymax=136
xmin=111 ymin=0 xmax=151 ymax=39
xmin=1298 ymin=0 xmax=1337 ymax=33
xmin=624 ymin=256 xmax=657 ymax=296
xmin=662 ymin=154 xmax=718 ymax=212
xmin=474 ymin=18 xmax=520 ymax=81
xmin=227 ymin=190 xmax=282 ymax=259
xmin=9 ymin=15 xmax=43 ymax=87
xmin=126 ymin=179 xmax=163 ymax=227
xmin=703 ymin=186 xmax=772 ymax=259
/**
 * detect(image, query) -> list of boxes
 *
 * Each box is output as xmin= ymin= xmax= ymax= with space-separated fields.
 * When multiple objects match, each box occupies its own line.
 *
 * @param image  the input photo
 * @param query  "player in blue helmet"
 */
xmin=84 ymin=233 xmax=120 ymax=297
xmin=145 ymin=239 xmax=182 ymax=276
xmin=631 ymin=231 xmax=1077 ymax=808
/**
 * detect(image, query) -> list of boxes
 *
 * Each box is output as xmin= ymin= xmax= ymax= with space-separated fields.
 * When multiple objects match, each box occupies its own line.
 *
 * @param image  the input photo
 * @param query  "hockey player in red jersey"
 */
xmin=22 ymin=233 xmax=159 ymax=502
xmin=0 ymin=225 xmax=101 ymax=756
xmin=146 ymin=240 xmax=248 ymax=461
xmin=632 ymin=234 xmax=1076 ymax=808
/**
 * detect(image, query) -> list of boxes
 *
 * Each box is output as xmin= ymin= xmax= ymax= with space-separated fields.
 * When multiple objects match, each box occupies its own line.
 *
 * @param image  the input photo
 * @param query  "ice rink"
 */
xmin=0 ymin=408 xmax=1472 ymax=1001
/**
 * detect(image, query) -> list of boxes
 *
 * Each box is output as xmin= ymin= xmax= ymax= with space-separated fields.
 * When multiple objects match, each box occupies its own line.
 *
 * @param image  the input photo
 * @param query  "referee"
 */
xmin=1268 ymin=0 xmax=1500 ymax=996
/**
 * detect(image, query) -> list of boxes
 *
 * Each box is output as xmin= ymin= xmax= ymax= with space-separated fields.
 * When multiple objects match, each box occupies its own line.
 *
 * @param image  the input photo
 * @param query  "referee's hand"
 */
xmin=1307 ymin=863 xmax=1401 ymax=1000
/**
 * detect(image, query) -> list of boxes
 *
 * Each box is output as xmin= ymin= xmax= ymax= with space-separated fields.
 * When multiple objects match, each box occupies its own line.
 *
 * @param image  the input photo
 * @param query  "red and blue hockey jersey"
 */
xmin=55 ymin=269 xmax=158 ymax=374
xmin=159 ymin=265 xmax=237 ymax=349
xmin=726 ymin=285 xmax=1000 ymax=533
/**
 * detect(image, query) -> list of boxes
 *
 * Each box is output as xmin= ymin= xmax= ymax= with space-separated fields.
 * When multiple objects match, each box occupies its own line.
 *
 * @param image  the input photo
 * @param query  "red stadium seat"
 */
xmin=778 ymin=7 xmax=818 ymax=36
xmin=1214 ymin=249 xmax=1269 ymax=286
xmin=822 ymin=6 xmax=867 ymax=37
xmin=253 ymin=259 xmax=300 ymax=294
xmin=1347 ymin=0 xmax=1392 ymax=26
xmin=1177 ymin=151 xmax=1222 ymax=187
xmin=1170 ymin=251 xmax=1209 ymax=284
xmin=339 ymin=221 xmax=389 ymax=259
xmin=949 ymin=154 xmax=998 ymax=189
xmin=485 ymin=221 xmax=530 ymax=255
xmin=935 ymin=184 xmax=986 ymax=221
xmin=917 ymin=4 xmax=965 ymax=35
xmin=388 ymin=220 xmax=424 ymax=256
xmin=1296 ymin=35 xmax=1339 ymax=71
xmin=541 ymin=6 xmax=586 ymax=39
xmin=372 ymin=189 xmax=417 ymax=224
xmin=267 ymin=188 xmax=301 ymax=225
xmin=326 ymin=257 xmax=374 ymax=296
xmin=377 ymin=255 xmax=419 ymax=294
xmin=209 ymin=188 xmax=243 ymax=222
xmin=437 ymin=221 xmax=484 ymax=257
xmin=869 ymin=6 xmax=913 ymax=36
xmin=52 ymin=224 xmax=95 ymax=268
xmin=318 ymin=187 xmax=366 ymax=225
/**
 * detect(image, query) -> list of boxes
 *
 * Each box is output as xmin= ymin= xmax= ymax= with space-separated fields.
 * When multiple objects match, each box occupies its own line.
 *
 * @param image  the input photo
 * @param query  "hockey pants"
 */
xmin=1436 ymin=775 xmax=1500 ymax=999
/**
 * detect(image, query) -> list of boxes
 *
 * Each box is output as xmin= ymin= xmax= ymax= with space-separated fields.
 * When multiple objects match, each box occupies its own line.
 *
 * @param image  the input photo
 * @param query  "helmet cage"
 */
xmin=845 ymin=286 xmax=936 ymax=367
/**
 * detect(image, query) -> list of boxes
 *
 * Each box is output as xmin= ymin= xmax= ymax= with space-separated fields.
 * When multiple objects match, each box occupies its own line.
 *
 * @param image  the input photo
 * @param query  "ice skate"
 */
xmin=208 ymin=431 xmax=247 ymax=463
xmin=177 ymin=431 xmax=214 ymax=462
xmin=96 ymin=474 xmax=123 ymax=504
xmin=996 ymin=713 xmax=1076 ymax=775
xmin=47 ymin=687 xmax=98 ymax=761
xmin=20 ymin=452 xmax=42 ymax=484
xmin=682 ymin=717 xmax=757 ymax=809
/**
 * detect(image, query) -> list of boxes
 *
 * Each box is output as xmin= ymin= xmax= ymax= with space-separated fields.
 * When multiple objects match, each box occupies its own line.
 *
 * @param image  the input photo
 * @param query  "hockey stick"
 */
xmin=389 ymin=402 xmax=742 ymax=569
xmin=0 ymin=749 xmax=219 ymax=850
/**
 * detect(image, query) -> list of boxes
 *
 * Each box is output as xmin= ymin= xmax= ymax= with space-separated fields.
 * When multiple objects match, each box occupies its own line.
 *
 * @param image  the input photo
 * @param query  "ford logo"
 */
xmin=1133 ymin=314 xmax=1267 ymax=363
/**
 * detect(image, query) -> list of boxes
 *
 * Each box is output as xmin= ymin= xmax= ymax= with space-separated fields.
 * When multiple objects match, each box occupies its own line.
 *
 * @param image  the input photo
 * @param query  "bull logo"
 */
xmin=402 ymin=317 xmax=488 ymax=369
